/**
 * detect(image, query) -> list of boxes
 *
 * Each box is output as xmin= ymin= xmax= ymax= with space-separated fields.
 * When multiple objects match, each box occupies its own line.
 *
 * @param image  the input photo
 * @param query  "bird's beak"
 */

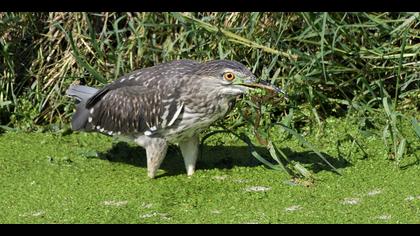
xmin=234 ymin=79 xmax=288 ymax=100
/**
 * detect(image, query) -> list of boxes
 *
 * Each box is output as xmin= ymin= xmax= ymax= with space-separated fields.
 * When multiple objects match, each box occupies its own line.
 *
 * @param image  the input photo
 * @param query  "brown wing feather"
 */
xmin=85 ymin=86 xmax=182 ymax=136
xmin=83 ymin=60 xmax=198 ymax=135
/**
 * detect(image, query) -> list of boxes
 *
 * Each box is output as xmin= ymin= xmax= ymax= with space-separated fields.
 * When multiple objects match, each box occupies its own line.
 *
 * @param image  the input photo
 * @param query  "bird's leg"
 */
xmin=179 ymin=134 xmax=199 ymax=176
xmin=145 ymin=138 xmax=168 ymax=178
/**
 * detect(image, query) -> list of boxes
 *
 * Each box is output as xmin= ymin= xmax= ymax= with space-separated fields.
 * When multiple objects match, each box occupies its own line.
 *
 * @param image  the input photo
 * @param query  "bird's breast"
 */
xmin=162 ymin=98 xmax=233 ymax=143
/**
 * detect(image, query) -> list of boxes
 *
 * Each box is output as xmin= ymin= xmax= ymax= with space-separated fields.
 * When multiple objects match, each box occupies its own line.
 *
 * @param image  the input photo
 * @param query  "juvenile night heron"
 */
xmin=67 ymin=59 xmax=281 ymax=178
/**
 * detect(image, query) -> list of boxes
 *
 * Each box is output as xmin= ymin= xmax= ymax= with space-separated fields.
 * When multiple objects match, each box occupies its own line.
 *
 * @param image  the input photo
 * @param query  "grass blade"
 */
xmin=54 ymin=23 xmax=107 ymax=84
xmin=411 ymin=117 xmax=420 ymax=139
xmin=276 ymin=123 xmax=339 ymax=174
xmin=382 ymin=97 xmax=392 ymax=118
xmin=173 ymin=12 xmax=298 ymax=61
xmin=396 ymin=138 xmax=406 ymax=161
xmin=267 ymin=141 xmax=294 ymax=175
xmin=238 ymin=133 xmax=284 ymax=171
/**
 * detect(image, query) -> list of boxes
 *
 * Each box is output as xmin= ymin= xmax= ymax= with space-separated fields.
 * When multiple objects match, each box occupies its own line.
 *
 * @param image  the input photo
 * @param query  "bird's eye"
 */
xmin=223 ymin=72 xmax=235 ymax=81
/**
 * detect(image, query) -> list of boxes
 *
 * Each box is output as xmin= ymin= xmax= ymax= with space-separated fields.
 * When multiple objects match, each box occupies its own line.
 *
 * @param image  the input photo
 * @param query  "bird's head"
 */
xmin=193 ymin=60 xmax=287 ymax=98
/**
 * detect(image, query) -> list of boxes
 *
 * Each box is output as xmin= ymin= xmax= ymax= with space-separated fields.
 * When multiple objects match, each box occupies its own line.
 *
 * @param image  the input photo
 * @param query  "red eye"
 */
xmin=223 ymin=72 xmax=235 ymax=81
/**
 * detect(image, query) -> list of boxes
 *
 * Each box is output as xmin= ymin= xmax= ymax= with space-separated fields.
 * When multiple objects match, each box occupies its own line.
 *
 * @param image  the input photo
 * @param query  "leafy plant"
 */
xmin=1 ymin=12 xmax=419 ymax=169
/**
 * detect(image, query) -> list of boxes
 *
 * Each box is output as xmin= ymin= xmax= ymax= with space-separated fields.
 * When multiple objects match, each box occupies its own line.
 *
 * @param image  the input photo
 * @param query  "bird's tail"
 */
xmin=66 ymin=85 xmax=99 ymax=131
xmin=66 ymin=85 xmax=98 ymax=102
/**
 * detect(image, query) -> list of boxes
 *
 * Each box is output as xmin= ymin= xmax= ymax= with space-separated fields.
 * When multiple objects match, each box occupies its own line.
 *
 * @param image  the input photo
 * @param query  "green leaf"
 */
xmin=277 ymin=123 xmax=340 ymax=174
xmin=411 ymin=117 xmax=420 ymax=140
xmin=293 ymin=162 xmax=313 ymax=179
xmin=382 ymin=97 xmax=392 ymax=117
xmin=267 ymin=141 xmax=293 ymax=175
xmin=0 ymin=125 xmax=16 ymax=132
xmin=0 ymin=101 xmax=12 ymax=107
xmin=238 ymin=134 xmax=284 ymax=171
xmin=396 ymin=138 xmax=406 ymax=161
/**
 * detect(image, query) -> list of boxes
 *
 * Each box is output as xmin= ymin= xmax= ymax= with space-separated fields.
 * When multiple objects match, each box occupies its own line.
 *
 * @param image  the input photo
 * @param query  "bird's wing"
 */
xmin=84 ymin=85 xmax=183 ymax=135
xmin=86 ymin=59 xmax=199 ymax=108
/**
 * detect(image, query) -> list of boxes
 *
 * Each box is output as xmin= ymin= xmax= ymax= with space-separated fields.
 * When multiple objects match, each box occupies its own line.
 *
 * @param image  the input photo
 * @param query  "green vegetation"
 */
xmin=0 ymin=12 xmax=419 ymax=223
xmin=0 ymin=117 xmax=419 ymax=223
xmin=1 ymin=12 xmax=419 ymax=159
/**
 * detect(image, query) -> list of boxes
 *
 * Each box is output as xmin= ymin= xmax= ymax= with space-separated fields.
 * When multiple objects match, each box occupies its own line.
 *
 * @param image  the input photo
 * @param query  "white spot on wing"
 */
xmin=150 ymin=126 xmax=157 ymax=131
xmin=88 ymin=117 xmax=93 ymax=123
xmin=120 ymin=78 xmax=126 ymax=83
xmin=144 ymin=131 xmax=152 ymax=136
xmin=168 ymin=102 xmax=184 ymax=127
xmin=90 ymin=108 xmax=94 ymax=114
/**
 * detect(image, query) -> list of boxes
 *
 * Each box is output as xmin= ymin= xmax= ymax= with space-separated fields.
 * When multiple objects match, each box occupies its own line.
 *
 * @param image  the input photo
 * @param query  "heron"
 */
xmin=66 ymin=59 xmax=283 ymax=178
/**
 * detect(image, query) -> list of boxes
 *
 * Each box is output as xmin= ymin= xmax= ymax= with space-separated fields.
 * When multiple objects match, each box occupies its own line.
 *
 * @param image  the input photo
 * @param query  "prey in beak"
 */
xmin=237 ymin=80 xmax=289 ymax=100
